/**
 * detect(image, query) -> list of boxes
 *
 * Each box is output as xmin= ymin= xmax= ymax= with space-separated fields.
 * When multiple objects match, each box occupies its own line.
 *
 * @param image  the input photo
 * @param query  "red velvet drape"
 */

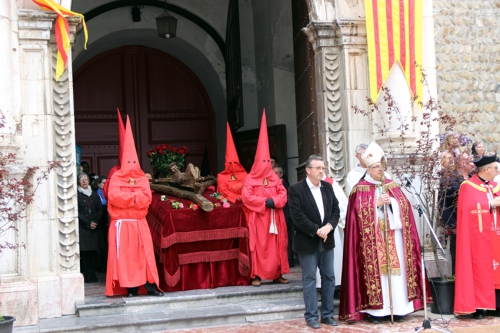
xmin=147 ymin=190 xmax=250 ymax=291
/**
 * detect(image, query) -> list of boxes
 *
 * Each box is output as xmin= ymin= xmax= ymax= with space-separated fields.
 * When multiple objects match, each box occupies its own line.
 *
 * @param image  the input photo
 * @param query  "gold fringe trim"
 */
xmin=380 ymin=265 xmax=402 ymax=276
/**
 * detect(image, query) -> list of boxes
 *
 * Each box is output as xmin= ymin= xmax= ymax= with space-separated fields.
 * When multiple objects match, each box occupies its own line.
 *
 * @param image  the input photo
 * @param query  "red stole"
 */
xmin=454 ymin=175 xmax=500 ymax=314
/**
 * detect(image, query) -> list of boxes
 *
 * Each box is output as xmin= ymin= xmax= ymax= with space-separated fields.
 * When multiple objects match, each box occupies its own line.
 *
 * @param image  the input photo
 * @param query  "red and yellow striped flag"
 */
xmin=33 ymin=0 xmax=88 ymax=81
xmin=365 ymin=0 xmax=423 ymax=103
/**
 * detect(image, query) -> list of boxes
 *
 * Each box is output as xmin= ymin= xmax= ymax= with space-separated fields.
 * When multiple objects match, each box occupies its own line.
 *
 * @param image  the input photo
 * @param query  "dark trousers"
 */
xmin=126 ymin=282 xmax=159 ymax=295
xmin=450 ymin=232 xmax=456 ymax=275
xmin=80 ymin=250 xmax=97 ymax=282
xmin=287 ymin=220 xmax=295 ymax=267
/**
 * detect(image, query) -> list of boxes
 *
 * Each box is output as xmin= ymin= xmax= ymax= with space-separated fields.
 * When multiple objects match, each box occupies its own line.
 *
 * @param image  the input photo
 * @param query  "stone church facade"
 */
xmin=0 ymin=0 xmax=496 ymax=327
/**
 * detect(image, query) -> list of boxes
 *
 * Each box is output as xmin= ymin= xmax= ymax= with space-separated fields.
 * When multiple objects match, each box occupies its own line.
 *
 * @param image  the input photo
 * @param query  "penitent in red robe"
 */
xmin=339 ymin=179 xmax=430 ymax=321
xmin=105 ymin=116 xmax=161 ymax=296
xmin=217 ymin=123 xmax=247 ymax=204
xmin=241 ymin=110 xmax=289 ymax=280
xmin=454 ymin=175 xmax=500 ymax=314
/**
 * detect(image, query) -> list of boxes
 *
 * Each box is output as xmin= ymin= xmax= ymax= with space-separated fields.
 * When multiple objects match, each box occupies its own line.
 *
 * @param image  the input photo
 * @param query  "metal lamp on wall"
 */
xmin=155 ymin=1 xmax=177 ymax=39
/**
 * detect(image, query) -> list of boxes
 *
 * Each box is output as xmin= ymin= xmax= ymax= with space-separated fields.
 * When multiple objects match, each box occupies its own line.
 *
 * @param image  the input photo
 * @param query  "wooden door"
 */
xmin=292 ymin=0 xmax=318 ymax=180
xmin=73 ymin=46 xmax=217 ymax=177
xmin=234 ymin=125 xmax=287 ymax=174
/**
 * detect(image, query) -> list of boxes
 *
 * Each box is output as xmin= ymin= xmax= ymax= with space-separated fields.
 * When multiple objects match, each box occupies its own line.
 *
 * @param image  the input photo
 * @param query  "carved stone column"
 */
xmin=303 ymin=20 xmax=369 ymax=186
xmin=0 ymin=9 xmax=84 ymax=326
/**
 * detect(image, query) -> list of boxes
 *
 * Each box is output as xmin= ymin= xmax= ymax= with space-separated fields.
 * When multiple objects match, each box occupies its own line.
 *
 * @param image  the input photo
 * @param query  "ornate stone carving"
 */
xmin=50 ymin=17 xmax=82 ymax=271
xmin=303 ymin=19 xmax=366 ymax=187
xmin=324 ymin=52 xmax=345 ymax=181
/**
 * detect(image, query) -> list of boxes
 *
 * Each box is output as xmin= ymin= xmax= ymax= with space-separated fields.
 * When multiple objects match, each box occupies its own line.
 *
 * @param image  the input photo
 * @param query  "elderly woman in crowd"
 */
xmin=78 ymin=172 xmax=103 ymax=283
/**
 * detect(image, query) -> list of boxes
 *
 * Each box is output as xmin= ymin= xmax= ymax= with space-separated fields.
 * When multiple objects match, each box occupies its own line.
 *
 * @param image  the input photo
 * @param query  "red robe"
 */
xmin=339 ymin=179 xmax=430 ymax=321
xmin=454 ymin=175 xmax=500 ymax=314
xmin=105 ymin=180 xmax=161 ymax=296
xmin=105 ymin=114 xmax=161 ymax=296
xmin=241 ymin=182 xmax=290 ymax=280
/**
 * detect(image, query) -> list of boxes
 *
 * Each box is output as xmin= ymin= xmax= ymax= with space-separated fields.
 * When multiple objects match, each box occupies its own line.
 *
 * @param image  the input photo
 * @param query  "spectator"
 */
xmin=287 ymin=154 xmax=340 ymax=329
xmin=96 ymin=176 xmax=109 ymax=273
xmin=439 ymin=152 xmax=475 ymax=275
xmin=471 ymin=141 xmax=485 ymax=159
xmin=273 ymin=165 xmax=294 ymax=267
xmin=440 ymin=133 xmax=461 ymax=157
xmin=77 ymin=172 xmax=103 ymax=283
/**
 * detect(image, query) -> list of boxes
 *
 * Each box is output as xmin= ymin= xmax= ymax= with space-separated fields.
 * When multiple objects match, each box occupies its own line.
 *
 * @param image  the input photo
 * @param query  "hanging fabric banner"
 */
xmin=33 ymin=0 xmax=88 ymax=81
xmin=365 ymin=0 xmax=423 ymax=103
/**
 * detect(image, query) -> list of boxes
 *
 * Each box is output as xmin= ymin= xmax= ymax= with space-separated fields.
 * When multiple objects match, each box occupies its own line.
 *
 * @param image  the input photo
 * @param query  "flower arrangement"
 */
xmin=147 ymin=144 xmax=189 ymax=177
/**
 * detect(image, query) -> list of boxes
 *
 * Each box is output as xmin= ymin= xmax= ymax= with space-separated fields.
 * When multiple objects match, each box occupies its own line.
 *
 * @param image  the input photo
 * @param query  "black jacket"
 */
xmin=288 ymin=179 xmax=340 ymax=254
xmin=78 ymin=190 xmax=103 ymax=251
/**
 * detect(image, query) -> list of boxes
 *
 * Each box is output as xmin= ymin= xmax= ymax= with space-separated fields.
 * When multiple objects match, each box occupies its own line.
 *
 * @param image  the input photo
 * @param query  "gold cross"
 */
xmin=471 ymin=203 xmax=489 ymax=232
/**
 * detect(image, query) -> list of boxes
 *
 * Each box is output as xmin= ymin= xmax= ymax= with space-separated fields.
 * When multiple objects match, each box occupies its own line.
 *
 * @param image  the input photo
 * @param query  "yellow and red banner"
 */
xmin=33 ymin=0 xmax=88 ymax=81
xmin=365 ymin=0 xmax=422 ymax=102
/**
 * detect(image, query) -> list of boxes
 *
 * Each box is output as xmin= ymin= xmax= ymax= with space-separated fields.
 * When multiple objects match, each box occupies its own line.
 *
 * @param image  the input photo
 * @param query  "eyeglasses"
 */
xmin=308 ymin=166 xmax=326 ymax=171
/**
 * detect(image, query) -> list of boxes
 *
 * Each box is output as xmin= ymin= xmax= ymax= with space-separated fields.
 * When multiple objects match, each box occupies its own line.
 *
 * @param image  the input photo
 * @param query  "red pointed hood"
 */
xmin=109 ymin=116 xmax=149 ymax=189
xmin=117 ymin=107 xmax=125 ymax=165
xmin=217 ymin=123 xmax=247 ymax=202
xmin=219 ymin=122 xmax=247 ymax=177
xmin=244 ymin=109 xmax=280 ymax=187
xmin=104 ymin=108 xmax=126 ymax=198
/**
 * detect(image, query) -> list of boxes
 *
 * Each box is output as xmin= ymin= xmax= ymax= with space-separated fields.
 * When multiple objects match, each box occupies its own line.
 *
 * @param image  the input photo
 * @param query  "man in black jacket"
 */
xmin=288 ymin=154 xmax=340 ymax=329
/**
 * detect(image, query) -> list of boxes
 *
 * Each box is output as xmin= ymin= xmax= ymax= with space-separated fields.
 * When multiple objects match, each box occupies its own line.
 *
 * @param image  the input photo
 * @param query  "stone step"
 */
xmin=15 ymin=279 xmax=342 ymax=333
xmin=76 ymin=280 xmax=305 ymax=318
xmin=16 ymin=297 xmax=340 ymax=333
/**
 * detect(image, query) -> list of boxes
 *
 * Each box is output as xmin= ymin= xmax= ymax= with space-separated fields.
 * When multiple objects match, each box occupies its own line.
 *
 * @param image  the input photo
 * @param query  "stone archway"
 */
xmin=73 ymin=46 xmax=217 ymax=176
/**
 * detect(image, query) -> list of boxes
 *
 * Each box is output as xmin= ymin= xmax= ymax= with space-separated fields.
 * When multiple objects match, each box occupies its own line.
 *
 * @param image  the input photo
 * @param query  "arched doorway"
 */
xmin=73 ymin=46 xmax=217 ymax=177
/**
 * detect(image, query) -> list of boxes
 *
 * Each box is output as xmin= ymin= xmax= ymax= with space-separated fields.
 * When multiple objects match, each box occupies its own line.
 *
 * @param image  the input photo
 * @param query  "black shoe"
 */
xmin=393 ymin=315 xmax=405 ymax=322
xmin=127 ymin=292 xmax=138 ymax=298
xmin=147 ymin=289 xmax=164 ymax=296
xmin=306 ymin=319 xmax=320 ymax=329
xmin=367 ymin=315 xmax=382 ymax=324
xmin=473 ymin=309 xmax=486 ymax=319
xmin=320 ymin=317 xmax=339 ymax=326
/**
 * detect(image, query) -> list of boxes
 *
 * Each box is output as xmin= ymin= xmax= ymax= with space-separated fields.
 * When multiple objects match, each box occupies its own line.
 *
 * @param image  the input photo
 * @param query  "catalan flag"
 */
xmin=365 ymin=0 xmax=422 ymax=103
xmin=33 ymin=0 xmax=88 ymax=81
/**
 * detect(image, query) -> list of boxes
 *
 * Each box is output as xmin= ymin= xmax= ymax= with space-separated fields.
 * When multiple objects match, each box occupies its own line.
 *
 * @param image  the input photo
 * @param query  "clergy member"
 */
xmin=454 ymin=153 xmax=500 ymax=319
xmin=105 ymin=115 xmax=163 ymax=297
xmin=339 ymin=142 xmax=430 ymax=323
xmin=217 ymin=122 xmax=247 ymax=203
xmin=242 ymin=110 xmax=290 ymax=286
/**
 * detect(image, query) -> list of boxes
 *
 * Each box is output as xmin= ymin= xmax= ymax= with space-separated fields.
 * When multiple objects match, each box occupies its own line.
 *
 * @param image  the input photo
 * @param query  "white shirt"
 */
xmin=306 ymin=177 xmax=324 ymax=222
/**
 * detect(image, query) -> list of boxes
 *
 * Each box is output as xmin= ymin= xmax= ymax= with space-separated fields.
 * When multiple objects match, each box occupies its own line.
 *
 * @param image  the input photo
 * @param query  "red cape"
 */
xmin=454 ymin=174 xmax=500 ymax=314
xmin=339 ymin=179 xmax=430 ymax=321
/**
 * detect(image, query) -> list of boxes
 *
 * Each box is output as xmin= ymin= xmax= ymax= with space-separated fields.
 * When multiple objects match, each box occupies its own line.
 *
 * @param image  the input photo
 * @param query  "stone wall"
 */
xmin=433 ymin=1 xmax=500 ymax=149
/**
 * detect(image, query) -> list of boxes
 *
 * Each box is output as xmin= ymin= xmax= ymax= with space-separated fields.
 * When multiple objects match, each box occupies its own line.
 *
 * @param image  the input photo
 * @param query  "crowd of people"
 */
xmin=76 ymin=118 xmax=500 ymax=328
